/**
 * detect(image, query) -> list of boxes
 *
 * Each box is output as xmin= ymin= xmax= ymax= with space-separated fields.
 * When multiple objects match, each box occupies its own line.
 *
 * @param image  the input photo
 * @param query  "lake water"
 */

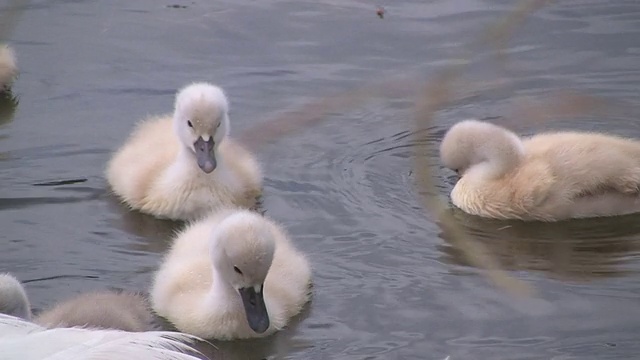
xmin=2 ymin=0 xmax=640 ymax=359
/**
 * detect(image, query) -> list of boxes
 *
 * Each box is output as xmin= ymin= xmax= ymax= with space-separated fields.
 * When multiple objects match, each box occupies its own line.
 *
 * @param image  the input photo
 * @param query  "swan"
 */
xmin=106 ymin=82 xmax=263 ymax=221
xmin=439 ymin=119 xmax=640 ymax=221
xmin=0 ymin=313 xmax=208 ymax=360
xmin=150 ymin=208 xmax=312 ymax=340
xmin=0 ymin=273 xmax=155 ymax=332
xmin=0 ymin=44 xmax=17 ymax=91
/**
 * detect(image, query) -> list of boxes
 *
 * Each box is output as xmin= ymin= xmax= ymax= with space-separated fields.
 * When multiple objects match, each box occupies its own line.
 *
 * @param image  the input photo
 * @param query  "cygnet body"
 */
xmin=0 ymin=273 xmax=156 ymax=332
xmin=35 ymin=291 xmax=156 ymax=332
xmin=106 ymin=82 xmax=262 ymax=221
xmin=0 ymin=274 xmax=31 ymax=320
xmin=151 ymin=208 xmax=312 ymax=340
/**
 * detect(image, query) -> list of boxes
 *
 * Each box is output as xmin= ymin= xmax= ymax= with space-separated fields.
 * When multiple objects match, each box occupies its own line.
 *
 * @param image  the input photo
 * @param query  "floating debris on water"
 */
xmin=32 ymin=178 xmax=88 ymax=186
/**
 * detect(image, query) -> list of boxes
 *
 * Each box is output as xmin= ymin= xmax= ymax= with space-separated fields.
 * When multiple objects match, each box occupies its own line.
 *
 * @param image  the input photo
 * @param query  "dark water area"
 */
xmin=2 ymin=0 xmax=640 ymax=359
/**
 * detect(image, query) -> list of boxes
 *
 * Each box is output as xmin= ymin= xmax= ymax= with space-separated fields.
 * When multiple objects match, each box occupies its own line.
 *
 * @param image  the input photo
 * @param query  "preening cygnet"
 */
xmin=0 ymin=44 xmax=17 ymax=90
xmin=106 ymin=82 xmax=262 ymax=221
xmin=440 ymin=119 xmax=640 ymax=221
xmin=150 ymin=208 xmax=312 ymax=340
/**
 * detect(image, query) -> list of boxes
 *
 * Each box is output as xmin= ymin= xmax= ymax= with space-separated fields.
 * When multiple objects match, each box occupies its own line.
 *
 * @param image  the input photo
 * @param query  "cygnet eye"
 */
xmin=233 ymin=266 xmax=243 ymax=275
xmin=187 ymin=120 xmax=193 ymax=128
xmin=216 ymin=121 xmax=221 ymax=129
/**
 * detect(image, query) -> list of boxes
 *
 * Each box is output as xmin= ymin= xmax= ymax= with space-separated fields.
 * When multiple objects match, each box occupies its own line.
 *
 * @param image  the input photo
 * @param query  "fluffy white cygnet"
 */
xmin=151 ymin=208 xmax=312 ymax=340
xmin=106 ymin=82 xmax=262 ymax=221
xmin=440 ymin=119 xmax=640 ymax=221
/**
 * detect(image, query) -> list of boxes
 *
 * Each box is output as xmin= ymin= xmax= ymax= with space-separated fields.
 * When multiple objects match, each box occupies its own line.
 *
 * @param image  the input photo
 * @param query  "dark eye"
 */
xmin=216 ymin=122 xmax=221 ymax=129
xmin=187 ymin=120 xmax=193 ymax=128
xmin=233 ymin=266 xmax=243 ymax=275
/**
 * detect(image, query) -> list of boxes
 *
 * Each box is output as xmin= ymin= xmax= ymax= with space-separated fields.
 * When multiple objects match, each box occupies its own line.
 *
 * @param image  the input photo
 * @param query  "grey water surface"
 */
xmin=2 ymin=0 xmax=640 ymax=359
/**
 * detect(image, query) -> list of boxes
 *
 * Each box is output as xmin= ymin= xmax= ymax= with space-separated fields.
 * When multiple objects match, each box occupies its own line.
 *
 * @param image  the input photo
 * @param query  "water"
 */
xmin=2 ymin=0 xmax=640 ymax=359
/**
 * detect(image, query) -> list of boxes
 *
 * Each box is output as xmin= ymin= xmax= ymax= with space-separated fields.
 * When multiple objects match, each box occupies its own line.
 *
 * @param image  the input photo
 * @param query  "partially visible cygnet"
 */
xmin=35 ymin=291 xmax=156 ymax=332
xmin=0 ymin=273 xmax=156 ymax=332
xmin=0 ymin=45 xmax=17 ymax=90
xmin=106 ymin=82 xmax=263 ymax=221
xmin=0 ymin=274 xmax=31 ymax=320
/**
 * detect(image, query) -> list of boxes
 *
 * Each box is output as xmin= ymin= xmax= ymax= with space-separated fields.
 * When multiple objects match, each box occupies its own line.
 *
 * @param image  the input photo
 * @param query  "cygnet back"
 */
xmin=35 ymin=291 xmax=156 ymax=332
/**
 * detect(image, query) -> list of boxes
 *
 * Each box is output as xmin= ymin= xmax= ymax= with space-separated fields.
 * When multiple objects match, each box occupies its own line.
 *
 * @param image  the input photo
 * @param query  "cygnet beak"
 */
xmin=238 ymin=285 xmax=270 ymax=333
xmin=194 ymin=136 xmax=216 ymax=173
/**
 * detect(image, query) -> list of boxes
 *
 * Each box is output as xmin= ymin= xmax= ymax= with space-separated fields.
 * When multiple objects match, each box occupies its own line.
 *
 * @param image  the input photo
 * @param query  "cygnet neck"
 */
xmin=174 ymin=146 xmax=201 ymax=173
xmin=205 ymin=251 xmax=242 ymax=314
xmin=471 ymin=127 xmax=525 ymax=179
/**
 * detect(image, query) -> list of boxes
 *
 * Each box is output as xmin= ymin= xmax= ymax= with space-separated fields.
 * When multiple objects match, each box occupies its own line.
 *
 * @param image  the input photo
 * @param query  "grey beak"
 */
xmin=194 ymin=137 xmax=216 ymax=173
xmin=238 ymin=285 xmax=270 ymax=333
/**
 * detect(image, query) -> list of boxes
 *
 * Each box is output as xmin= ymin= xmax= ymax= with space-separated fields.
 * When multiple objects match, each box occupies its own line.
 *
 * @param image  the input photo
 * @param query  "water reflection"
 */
xmin=190 ymin=304 xmax=313 ymax=360
xmin=0 ymin=91 xmax=17 ymax=162
xmin=105 ymin=189 xmax=267 ymax=255
xmin=0 ymin=91 xmax=17 ymax=127
xmin=105 ymin=193 xmax=183 ymax=254
xmin=438 ymin=208 xmax=640 ymax=281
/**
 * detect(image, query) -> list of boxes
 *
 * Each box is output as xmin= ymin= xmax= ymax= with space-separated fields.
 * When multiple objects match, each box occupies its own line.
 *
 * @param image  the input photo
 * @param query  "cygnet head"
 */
xmin=440 ymin=119 xmax=524 ymax=177
xmin=210 ymin=211 xmax=276 ymax=334
xmin=173 ymin=82 xmax=230 ymax=174
xmin=0 ymin=273 xmax=31 ymax=320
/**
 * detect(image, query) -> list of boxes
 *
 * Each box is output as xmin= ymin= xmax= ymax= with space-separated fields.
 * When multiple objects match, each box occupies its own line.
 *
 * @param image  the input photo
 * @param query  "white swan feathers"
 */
xmin=106 ymin=82 xmax=262 ymax=221
xmin=0 ymin=313 xmax=205 ymax=360
xmin=151 ymin=208 xmax=312 ymax=340
xmin=440 ymin=119 xmax=640 ymax=221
